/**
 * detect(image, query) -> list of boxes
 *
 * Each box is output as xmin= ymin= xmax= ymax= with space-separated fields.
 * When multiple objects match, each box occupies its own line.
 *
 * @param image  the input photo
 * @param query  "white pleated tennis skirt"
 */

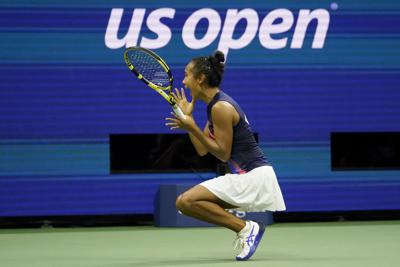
xmin=200 ymin=165 xmax=286 ymax=212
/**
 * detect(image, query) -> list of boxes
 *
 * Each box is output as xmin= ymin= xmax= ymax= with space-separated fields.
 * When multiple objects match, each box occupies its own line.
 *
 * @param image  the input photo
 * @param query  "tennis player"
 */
xmin=165 ymin=51 xmax=286 ymax=261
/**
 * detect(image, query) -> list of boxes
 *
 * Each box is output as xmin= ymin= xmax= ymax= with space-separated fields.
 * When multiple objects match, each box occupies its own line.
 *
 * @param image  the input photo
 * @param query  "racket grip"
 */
xmin=172 ymin=105 xmax=184 ymax=119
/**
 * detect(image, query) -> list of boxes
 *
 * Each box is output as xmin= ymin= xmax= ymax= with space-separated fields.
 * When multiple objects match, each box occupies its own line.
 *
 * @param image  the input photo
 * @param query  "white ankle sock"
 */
xmin=238 ymin=221 xmax=251 ymax=235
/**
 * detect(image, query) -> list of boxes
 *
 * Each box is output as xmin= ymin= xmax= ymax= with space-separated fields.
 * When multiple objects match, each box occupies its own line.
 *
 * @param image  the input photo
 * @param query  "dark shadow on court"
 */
xmin=125 ymin=253 xmax=360 ymax=267
xmin=125 ymin=257 xmax=249 ymax=266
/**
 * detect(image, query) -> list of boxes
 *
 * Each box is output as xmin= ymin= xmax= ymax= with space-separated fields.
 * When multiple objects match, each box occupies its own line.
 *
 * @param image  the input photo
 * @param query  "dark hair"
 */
xmin=190 ymin=50 xmax=225 ymax=87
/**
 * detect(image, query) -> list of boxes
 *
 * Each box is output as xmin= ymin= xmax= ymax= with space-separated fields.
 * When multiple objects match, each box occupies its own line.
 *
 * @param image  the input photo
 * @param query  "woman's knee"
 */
xmin=176 ymin=193 xmax=194 ymax=212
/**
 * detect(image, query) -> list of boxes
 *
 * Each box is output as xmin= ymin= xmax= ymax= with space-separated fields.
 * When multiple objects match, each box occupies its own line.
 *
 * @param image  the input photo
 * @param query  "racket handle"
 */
xmin=172 ymin=105 xmax=184 ymax=119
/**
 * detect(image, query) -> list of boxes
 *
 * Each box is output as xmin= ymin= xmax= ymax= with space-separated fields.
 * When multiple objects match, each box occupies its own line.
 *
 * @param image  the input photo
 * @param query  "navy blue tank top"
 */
xmin=207 ymin=91 xmax=270 ymax=173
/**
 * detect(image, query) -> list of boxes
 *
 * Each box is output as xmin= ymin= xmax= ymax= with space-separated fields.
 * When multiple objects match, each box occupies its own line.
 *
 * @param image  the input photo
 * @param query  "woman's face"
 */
xmin=182 ymin=62 xmax=202 ymax=98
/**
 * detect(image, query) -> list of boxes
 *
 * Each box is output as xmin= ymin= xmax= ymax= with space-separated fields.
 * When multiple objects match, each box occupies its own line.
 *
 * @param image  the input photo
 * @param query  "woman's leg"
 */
xmin=176 ymin=185 xmax=245 ymax=233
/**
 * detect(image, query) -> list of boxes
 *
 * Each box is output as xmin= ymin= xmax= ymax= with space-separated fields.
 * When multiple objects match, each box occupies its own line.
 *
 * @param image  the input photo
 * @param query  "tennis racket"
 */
xmin=123 ymin=46 xmax=184 ymax=118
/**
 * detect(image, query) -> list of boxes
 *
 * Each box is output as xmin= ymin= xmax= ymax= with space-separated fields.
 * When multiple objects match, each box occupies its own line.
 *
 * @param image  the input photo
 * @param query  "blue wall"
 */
xmin=1 ymin=0 xmax=400 ymax=216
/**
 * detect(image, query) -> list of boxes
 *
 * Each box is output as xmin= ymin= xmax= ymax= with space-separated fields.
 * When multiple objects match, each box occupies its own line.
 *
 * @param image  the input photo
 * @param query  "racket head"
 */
xmin=124 ymin=46 xmax=173 ymax=92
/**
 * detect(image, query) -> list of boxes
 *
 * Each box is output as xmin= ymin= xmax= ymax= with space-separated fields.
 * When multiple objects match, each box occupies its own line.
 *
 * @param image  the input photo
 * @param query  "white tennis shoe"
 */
xmin=233 ymin=220 xmax=266 ymax=261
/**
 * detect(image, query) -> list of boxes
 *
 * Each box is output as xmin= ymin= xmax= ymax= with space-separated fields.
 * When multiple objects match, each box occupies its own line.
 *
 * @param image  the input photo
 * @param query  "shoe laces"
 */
xmin=233 ymin=234 xmax=245 ymax=254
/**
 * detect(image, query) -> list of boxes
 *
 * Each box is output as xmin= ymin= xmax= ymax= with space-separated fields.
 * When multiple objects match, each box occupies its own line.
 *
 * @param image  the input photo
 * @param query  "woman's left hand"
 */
xmin=165 ymin=113 xmax=196 ymax=132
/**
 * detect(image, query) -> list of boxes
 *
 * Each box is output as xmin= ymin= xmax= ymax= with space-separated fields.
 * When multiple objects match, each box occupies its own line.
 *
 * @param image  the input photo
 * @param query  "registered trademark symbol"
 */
xmin=330 ymin=2 xmax=339 ymax=10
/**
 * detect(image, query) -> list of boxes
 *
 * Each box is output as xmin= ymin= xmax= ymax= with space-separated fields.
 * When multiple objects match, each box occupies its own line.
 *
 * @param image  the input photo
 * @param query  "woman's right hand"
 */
xmin=172 ymin=88 xmax=194 ymax=115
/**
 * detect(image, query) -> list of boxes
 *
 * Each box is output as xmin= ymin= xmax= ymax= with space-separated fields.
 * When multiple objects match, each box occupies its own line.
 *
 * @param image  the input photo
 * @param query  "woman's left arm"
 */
xmin=166 ymin=101 xmax=235 ymax=162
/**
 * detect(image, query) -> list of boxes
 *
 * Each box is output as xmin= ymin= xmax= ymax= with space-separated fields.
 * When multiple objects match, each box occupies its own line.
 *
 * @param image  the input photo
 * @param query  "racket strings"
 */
xmin=126 ymin=50 xmax=170 ymax=88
